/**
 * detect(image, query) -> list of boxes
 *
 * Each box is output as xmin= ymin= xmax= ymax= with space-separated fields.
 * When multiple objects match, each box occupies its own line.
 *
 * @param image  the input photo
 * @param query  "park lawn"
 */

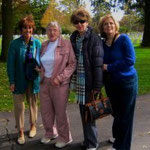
xmin=0 ymin=63 xmax=13 ymax=111
xmin=0 ymin=46 xmax=150 ymax=111
xmin=135 ymin=46 xmax=150 ymax=95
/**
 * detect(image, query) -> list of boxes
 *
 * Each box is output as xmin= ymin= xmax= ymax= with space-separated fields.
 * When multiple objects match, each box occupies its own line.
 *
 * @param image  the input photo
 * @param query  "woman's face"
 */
xmin=47 ymin=26 xmax=60 ymax=42
xmin=74 ymin=19 xmax=89 ymax=35
xmin=21 ymin=25 xmax=33 ymax=41
xmin=103 ymin=18 xmax=116 ymax=36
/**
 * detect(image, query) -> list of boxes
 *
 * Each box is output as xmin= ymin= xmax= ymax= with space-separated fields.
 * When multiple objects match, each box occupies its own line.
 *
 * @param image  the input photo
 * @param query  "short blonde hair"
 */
xmin=99 ymin=14 xmax=119 ymax=37
xmin=70 ymin=7 xmax=91 ymax=24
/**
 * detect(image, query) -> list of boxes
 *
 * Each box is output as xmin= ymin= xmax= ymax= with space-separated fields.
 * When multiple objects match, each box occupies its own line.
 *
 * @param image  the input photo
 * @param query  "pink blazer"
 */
xmin=40 ymin=36 xmax=76 ymax=85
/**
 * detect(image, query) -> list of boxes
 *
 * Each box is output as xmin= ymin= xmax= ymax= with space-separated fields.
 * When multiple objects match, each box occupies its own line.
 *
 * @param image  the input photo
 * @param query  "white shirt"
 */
xmin=41 ymin=39 xmax=58 ymax=77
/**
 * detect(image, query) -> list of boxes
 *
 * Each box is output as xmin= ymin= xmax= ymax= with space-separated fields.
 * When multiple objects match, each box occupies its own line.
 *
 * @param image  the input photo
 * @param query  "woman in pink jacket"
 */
xmin=39 ymin=22 xmax=76 ymax=148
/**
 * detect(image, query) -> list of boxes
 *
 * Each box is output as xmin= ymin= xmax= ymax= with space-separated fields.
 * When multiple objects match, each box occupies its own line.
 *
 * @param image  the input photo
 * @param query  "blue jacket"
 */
xmin=103 ymin=34 xmax=136 ymax=81
xmin=7 ymin=36 xmax=41 ymax=94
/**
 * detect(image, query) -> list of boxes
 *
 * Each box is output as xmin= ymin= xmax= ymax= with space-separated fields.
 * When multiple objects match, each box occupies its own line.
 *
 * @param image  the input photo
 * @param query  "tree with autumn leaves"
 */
xmin=0 ymin=0 xmax=83 ymax=61
xmin=40 ymin=0 xmax=84 ymax=34
xmin=40 ymin=0 xmax=62 ymax=29
xmin=0 ymin=0 xmax=48 ymax=61
xmin=0 ymin=0 xmax=150 ymax=61
xmin=91 ymin=0 xmax=150 ymax=47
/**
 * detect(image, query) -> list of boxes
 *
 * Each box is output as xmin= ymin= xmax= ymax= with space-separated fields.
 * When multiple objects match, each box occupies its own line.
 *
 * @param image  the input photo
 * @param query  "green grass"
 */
xmin=135 ymin=46 xmax=150 ymax=95
xmin=0 ymin=63 xmax=13 ymax=111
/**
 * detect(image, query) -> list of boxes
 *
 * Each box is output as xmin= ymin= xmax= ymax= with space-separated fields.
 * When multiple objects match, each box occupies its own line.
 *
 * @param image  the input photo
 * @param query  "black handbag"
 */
xmin=24 ymin=39 xmax=40 ymax=81
xmin=85 ymin=91 xmax=113 ymax=123
xmin=24 ymin=59 xmax=39 ymax=81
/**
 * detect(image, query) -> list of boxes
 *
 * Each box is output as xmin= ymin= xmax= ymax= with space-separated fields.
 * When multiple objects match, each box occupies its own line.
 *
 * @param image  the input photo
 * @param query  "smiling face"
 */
xmin=21 ymin=25 xmax=33 ymax=42
xmin=47 ymin=25 xmax=60 ymax=42
xmin=103 ymin=17 xmax=116 ymax=36
xmin=74 ymin=20 xmax=89 ymax=35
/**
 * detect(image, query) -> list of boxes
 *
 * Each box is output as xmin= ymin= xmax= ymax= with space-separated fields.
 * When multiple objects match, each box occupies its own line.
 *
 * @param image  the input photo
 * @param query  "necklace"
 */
xmin=105 ymin=34 xmax=118 ymax=47
xmin=105 ymin=41 xmax=112 ymax=47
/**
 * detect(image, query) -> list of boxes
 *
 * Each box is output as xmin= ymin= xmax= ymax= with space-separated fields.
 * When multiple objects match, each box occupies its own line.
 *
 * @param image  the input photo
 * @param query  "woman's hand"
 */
xmin=10 ymin=84 xmax=15 ymax=92
xmin=52 ymin=78 xmax=60 ymax=86
xmin=34 ymin=65 xmax=41 ymax=72
xmin=103 ymin=64 xmax=108 ymax=71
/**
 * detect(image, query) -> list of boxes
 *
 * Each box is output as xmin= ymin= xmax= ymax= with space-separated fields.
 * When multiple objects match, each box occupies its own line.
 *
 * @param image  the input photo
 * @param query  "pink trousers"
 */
xmin=40 ymin=77 xmax=72 ymax=142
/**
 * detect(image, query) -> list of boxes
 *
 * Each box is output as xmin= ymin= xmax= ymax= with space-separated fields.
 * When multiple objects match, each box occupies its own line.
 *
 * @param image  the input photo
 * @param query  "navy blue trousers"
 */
xmin=79 ymin=91 xmax=98 ymax=149
xmin=104 ymin=74 xmax=138 ymax=150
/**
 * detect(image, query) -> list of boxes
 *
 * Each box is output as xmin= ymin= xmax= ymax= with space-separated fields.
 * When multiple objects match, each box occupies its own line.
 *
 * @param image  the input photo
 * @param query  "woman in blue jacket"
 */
xmin=99 ymin=14 xmax=138 ymax=150
xmin=7 ymin=15 xmax=41 ymax=145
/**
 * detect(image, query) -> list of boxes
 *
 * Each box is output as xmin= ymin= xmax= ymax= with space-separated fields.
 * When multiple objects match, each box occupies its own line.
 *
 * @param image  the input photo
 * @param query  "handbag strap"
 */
xmin=90 ymin=91 xmax=103 ymax=102
xmin=90 ymin=91 xmax=107 ymax=108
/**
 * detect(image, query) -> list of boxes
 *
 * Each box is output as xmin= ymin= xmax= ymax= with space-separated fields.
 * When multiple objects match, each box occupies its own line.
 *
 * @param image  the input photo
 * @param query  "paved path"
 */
xmin=0 ymin=94 xmax=150 ymax=150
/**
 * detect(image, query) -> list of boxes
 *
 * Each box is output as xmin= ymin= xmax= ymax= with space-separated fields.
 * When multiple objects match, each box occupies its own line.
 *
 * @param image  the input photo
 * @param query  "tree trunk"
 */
xmin=0 ymin=0 xmax=13 ymax=62
xmin=141 ymin=0 xmax=150 ymax=47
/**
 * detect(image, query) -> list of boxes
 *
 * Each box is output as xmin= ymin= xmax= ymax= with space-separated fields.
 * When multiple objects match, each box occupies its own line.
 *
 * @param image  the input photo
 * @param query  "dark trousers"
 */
xmin=79 ymin=91 xmax=98 ymax=149
xmin=105 ymin=74 xmax=138 ymax=150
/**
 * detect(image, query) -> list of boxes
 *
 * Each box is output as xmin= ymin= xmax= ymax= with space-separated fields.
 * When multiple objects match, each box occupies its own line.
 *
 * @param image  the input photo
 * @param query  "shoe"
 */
xmin=55 ymin=140 xmax=72 ymax=148
xmin=86 ymin=148 xmax=97 ymax=150
xmin=41 ymin=134 xmax=58 ymax=144
xmin=17 ymin=135 xmax=25 ymax=145
xmin=80 ymin=141 xmax=86 ymax=148
xmin=41 ymin=137 xmax=51 ymax=144
xmin=29 ymin=126 xmax=36 ymax=138
xmin=108 ymin=137 xmax=115 ymax=144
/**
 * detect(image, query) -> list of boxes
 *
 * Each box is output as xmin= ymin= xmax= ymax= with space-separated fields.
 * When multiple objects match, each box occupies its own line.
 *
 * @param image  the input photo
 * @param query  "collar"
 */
xmin=20 ymin=36 xmax=34 ymax=45
xmin=41 ymin=36 xmax=64 ymax=56
xmin=71 ymin=26 xmax=93 ymax=41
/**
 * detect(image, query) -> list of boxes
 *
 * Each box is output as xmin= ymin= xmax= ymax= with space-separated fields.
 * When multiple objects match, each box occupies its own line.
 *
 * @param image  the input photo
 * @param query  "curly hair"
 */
xmin=70 ymin=7 xmax=91 ymax=24
xmin=18 ymin=15 xmax=36 ymax=31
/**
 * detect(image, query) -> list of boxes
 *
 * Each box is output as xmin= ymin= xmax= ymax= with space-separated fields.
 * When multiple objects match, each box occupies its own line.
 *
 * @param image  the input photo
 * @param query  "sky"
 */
xmin=84 ymin=0 xmax=124 ymax=21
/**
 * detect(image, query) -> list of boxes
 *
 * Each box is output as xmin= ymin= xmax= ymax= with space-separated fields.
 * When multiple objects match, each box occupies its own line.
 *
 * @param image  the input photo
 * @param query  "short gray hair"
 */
xmin=46 ymin=21 xmax=62 ymax=33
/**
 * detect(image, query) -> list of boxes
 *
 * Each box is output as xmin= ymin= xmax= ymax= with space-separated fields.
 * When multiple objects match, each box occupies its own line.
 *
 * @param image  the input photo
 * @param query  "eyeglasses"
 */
xmin=73 ymin=20 xmax=86 ymax=25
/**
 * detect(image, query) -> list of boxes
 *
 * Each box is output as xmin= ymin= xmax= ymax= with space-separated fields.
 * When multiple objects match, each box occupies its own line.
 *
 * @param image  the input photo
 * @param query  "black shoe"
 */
xmin=108 ymin=137 xmax=115 ymax=144
xmin=80 ymin=141 xmax=86 ymax=149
